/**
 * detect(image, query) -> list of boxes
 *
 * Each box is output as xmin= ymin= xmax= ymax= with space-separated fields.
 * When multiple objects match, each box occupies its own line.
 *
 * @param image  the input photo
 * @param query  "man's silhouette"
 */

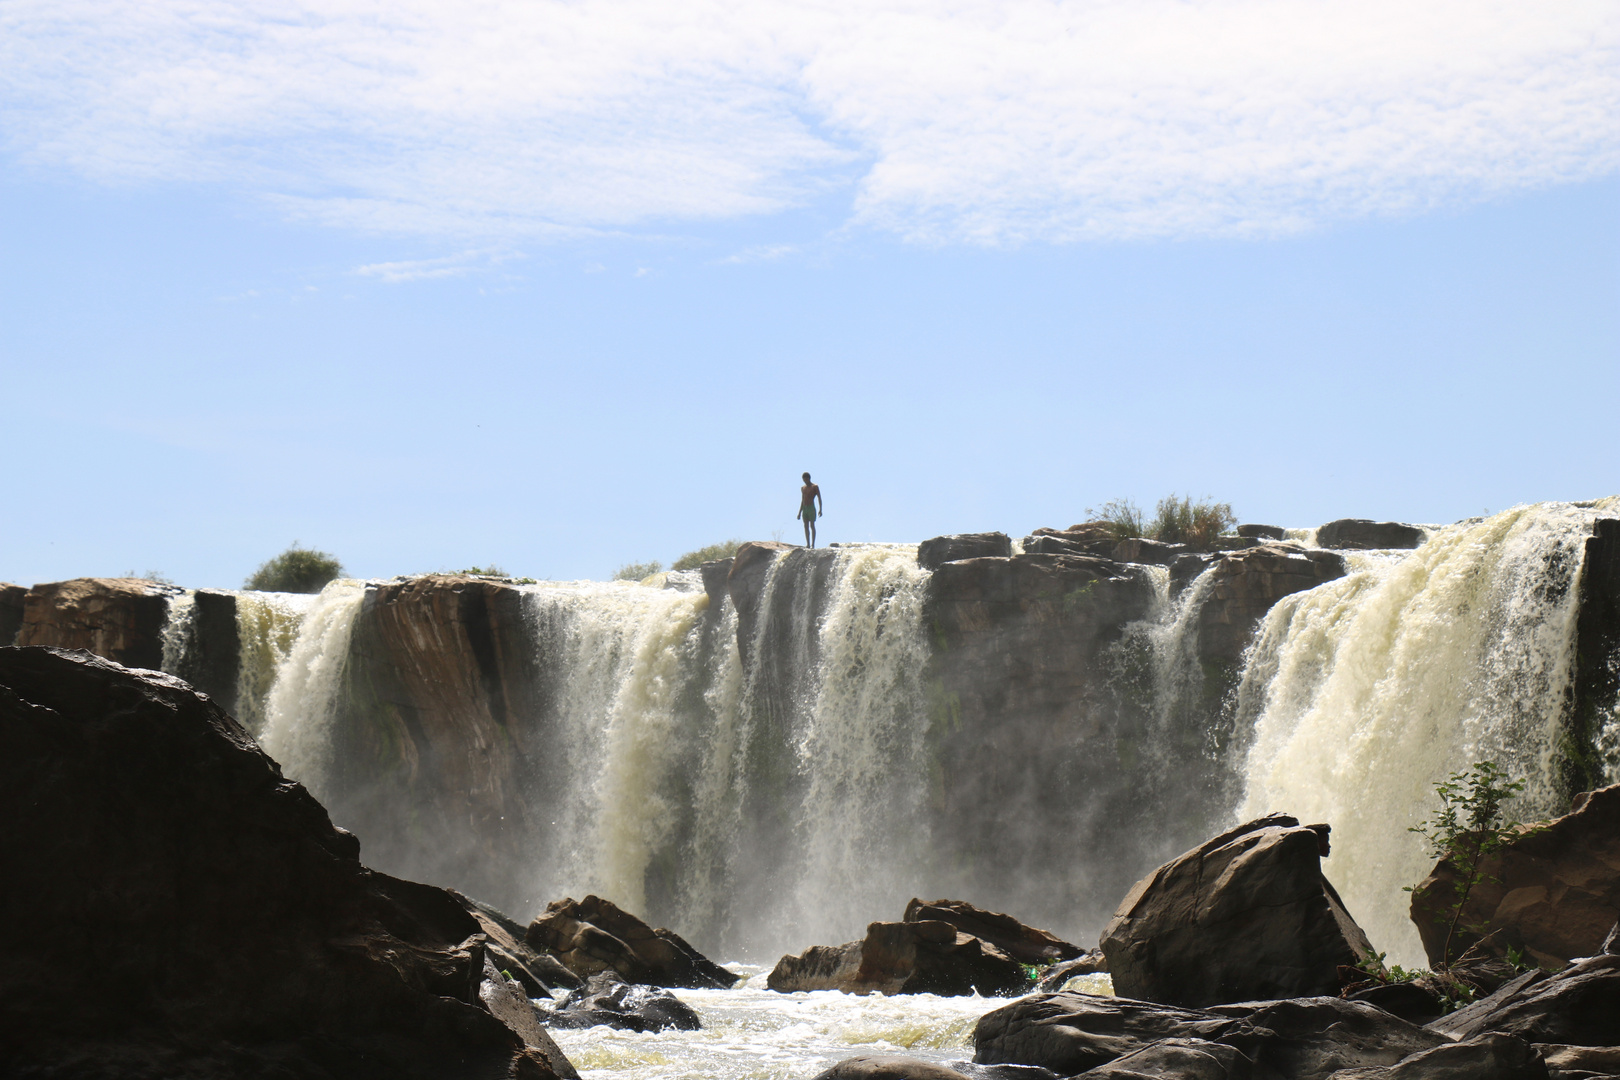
xmin=799 ymin=472 xmax=824 ymax=548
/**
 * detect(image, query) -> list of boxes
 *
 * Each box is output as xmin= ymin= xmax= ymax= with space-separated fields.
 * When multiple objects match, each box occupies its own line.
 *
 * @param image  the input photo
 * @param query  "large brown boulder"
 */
xmin=15 ymin=577 xmax=180 ymax=669
xmin=1099 ymin=815 xmax=1373 ymax=1008
xmin=1409 ymin=785 xmax=1620 ymax=969
xmin=0 ymin=645 xmax=575 ymax=1080
xmin=451 ymin=890 xmax=581 ymax=996
xmin=767 ymin=920 xmax=1031 ymax=997
xmin=903 ymin=898 xmax=1082 ymax=965
xmin=1315 ymin=519 xmax=1427 ymax=550
xmin=918 ymin=532 xmax=1013 ymax=570
xmin=1194 ymin=544 xmax=1347 ymax=664
xmin=525 ymin=894 xmax=740 ymax=989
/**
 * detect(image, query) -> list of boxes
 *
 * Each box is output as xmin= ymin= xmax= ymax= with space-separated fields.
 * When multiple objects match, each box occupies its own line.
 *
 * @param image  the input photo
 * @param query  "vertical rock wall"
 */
xmin=15 ymin=578 xmax=178 ymax=669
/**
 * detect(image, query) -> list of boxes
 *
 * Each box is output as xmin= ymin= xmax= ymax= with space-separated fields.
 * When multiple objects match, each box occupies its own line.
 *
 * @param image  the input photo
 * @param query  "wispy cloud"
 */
xmin=720 ymin=244 xmax=799 ymax=264
xmin=1 ymin=1 xmax=1614 ymax=243
xmin=353 ymin=249 xmax=521 ymax=283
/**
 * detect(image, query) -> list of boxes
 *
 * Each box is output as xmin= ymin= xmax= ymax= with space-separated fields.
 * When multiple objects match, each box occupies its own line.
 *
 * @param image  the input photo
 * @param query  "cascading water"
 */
xmin=1235 ymin=500 xmax=1617 ymax=965
xmin=159 ymin=591 xmax=196 ymax=674
xmin=259 ymin=580 xmax=367 ymax=795
xmin=232 ymin=590 xmax=317 ymax=735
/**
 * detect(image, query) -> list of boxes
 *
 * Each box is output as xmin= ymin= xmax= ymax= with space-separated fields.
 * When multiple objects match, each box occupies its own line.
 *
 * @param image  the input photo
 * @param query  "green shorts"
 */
xmin=799 ymin=504 xmax=817 ymax=523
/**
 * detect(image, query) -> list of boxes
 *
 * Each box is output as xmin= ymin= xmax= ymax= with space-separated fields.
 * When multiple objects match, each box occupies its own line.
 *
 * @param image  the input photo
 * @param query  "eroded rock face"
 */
xmin=767 ymin=920 xmax=1031 ymax=997
xmin=1327 ymin=1032 xmax=1549 ymax=1080
xmin=1194 ymin=544 xmax=1347 ymax=665
xmin=1110 ymin=537 xmax=1187 ymax=566
xmin=1316 ymin=519 xmax=1427 ymax=550
xmin=525 ymin=895 xmax=739 ymax=989
xmin=15 ymin=577 xmax=179 ymax=669
xmin=973 ymin=994 xmax=1250 ymax=1076
xmin=0 ymin=645 xmax=572 ymax=1080
xmin=1429 ymin=954 xmax=1620 ymax=1047
xmin=1410 ymin=784 xmax=1620 ymax=968
xmin=918 ymin=532 xmax=1014 ymax=570
xmin=903 ymin=898 xmax=1082 ymax=966
xmin=1570 ymin=520 xmax=1620 ymax=796
xmin=1236 ymin=524 xmax=1286 ymax=541
xmin=0 ymin=583 xmax=24 ymax=645
xmin=452 ymin=890 xmax=581 ymax=996
xmin=1100 ymin=815 xmax=1373 ymax=1008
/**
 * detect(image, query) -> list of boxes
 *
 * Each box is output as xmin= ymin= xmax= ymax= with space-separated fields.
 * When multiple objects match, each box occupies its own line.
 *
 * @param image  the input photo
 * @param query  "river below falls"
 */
xmin=545 ymin=966 xmax=1115 ymax=1080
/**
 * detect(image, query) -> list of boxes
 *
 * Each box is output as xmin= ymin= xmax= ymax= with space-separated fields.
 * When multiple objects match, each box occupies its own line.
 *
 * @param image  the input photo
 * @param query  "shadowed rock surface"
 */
xmin=1326 ymin=1033 xmax=1549 ymax=1080
xmin=768 ymin=920 xmax=1031 ymax=997
xmin=535 ymin=971 xmax=701 ymax=1032
xmin=1035 ymin=952 xmax=1109 ymax=991
xmin=0 ymin=645 xmax=573 ymax=1080
xmin=1193 ymin=544 xmax=1347 ymax=665
xmin=452 ymin=890 xmax=581 ymax=996
xmin=525 ymin=894 xmax=739 ymax=989
xmin=1315 ymin=519 xmax=1427 ymax=550
xmin=918 ymin=532 xmax=1013 ymax=570
xmin=1427 ymin=954 xmax=1620 ymax=1047
xmin=0 ymin=583 xmax=25 ymax=644
xmin=809 ymin=1055 xmax=1057 ymax=1080
xmin=903 ymin=898 xmax=1083 ymax=965
xmin=15 ymin=577 xmax=179 ymax=669
xmin=1410 ymin=784 xmax=1620 ymax=968
xmin=1100 ymin=815 xmax=1372 ymax=1008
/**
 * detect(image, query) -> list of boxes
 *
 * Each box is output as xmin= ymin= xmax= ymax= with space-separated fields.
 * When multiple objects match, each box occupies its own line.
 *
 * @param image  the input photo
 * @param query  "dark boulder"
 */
xmin=15 ymin=577 xmax=180 ymax=669
xmin=768 ymin=920 xmax=1031 ymax=996
xmin=453 ymin=890 xmax=581 ymax=995
xmin=699 ymin=557 xmax=735 ymax=605
xmin=1099 ymin=815 xmax=1373 ymax=1008
xmin=1236 ymin=525 xmax=1287 ymax=541
xmin=536 ymin=970 xmax=701 ymax=1032
xmin=1535 ymin=1043 xmax=1620 ymax=1079
xmin=1074 ymin=1038 xmax=1255 ymax=1079
xmin=1194 ymin=545 xmax=1347 ymax=664
xmin=1 ymin=583 xmax=25 ymax=645
xmin=972 ymin=993 xmax=1250 ymax=1076
xmin=809 ymin=1055 xmax=1056 ymax=1080
xmin=1023 ymin=533 xmax=1116 ymax=558
xmin=1428 ymin=953 xmax=1620 ymax=1047
xmin=525 ymin=894 xmax=740 ymax=989
xmin=1344 ymin=980 xmax=1445 ymax=1025
xmin=1204 ymin=997 xmax=1447 ymax=1080
xmin=1325 ymin=1032 xmax=1549 ymax=1080
xmin=1170 ymin=552 xmax=1221 ymax=596
xmin=1035 ymin=951 xmax=1108 ymax=991
xmin=1316 ymin=519 xmax=1427 ymax=550
xmin=0 ymin=645 xmax=573 ymax=1080
xmin=919 ymin=533 xmax=1014 ymax=570
xmin=903 ymin=898 xmax=1083 ymax=965
xmin=1410 ymin=784 xmax=1620 ymax=969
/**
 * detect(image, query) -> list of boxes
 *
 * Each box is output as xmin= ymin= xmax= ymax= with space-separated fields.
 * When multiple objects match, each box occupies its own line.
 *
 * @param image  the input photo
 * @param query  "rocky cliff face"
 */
xmin=15 ymin=577 xmax=178 ymax=669
xmin=0 ymin=584 xmax=24 ymax=645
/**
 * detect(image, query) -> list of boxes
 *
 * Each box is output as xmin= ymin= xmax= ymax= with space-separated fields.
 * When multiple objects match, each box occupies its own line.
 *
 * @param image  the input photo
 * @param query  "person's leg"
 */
xmin=803 ymin=515 xmax=812 ymax=547
xmin=810 ymin=518 xmax=817 ymax=549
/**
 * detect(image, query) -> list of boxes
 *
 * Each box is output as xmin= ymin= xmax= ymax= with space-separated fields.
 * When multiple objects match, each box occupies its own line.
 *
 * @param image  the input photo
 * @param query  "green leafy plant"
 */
xmin=1407 ymin=761 xmax=1529 ymax=966
xmin=1150 ymin=494 xmax=1236 ymax=548
xmin=245 ymin=544 xmax=344 ymax=593
xmin=614 ymin=560 xmax=663 ymax=581
xmin=671 ymin=539 xmax=743 ymax=571
xmin=1087 ymin=498 xmax=1148 ymax=540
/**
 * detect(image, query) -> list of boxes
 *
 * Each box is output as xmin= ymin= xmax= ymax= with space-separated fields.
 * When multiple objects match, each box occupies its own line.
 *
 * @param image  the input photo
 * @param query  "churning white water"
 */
xmin=1236 ymin=500 xmax=1616 ymax=965
xmin=259 ymin=580 xmax=367 ymax=794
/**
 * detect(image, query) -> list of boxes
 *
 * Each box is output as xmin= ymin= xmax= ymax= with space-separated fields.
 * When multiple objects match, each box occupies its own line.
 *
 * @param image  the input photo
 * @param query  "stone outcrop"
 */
xmin=1109 ymin=537 xmax=1187 ymax=566
xmin=1537 ymin=1044 xmax=1620 ymax=1079
xmin=535 ymin=970 xmax=702 ymax=1032
xmin=810 ymin=1055 xmax=1056 ymax=1080
xmin=525 ymin=894 xmax=740 ymax=989
xmin=453 ymin=890 xmax=581 ymax=995
xmin=1035 ymin=952 xmax=1109 ymax=991
xmin=903 ymin=898 xmax=1082 ymax=965
xmin=0 ymin=645 xmax=575 ymax=1080
xmin=329 ymin=574 xmax=548 ymax=911
xmin=1331 ymin=1032 xmax=1550 ymax=1080
xmin=1192 ymin=544 xmax=1347 ymax=664
xmin=767 ymin=920 xmax=1031 ymax=997
xmin=918 ymin=532 xmax=1013 ymax=570
xmin=1409 ymin=784 xmax=1620 ymax=968
xmin=15 ymin=577 xmax=179 ymax=669
xmin=1100 ymin=815 xmax=1372 ymax=1008
xmin=1429 ymin=953 xmax=1620 ymax=1047
xmin=1236 ymin=524 xmax=1286 ymax=541
xmin=1570 ymin=519 xmax=1620 ymax=796
xmin=1316 ymin=519 xmax=1427 ymax=550
xmin=0 ymin=583 xmax=24 ymax=645
xmin=973 ymin=993 xmax=1446 ymax=1080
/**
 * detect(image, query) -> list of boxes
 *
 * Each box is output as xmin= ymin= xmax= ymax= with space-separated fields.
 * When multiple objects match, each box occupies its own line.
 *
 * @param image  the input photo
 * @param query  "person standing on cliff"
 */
xmin=799 ymin=472 xmax=824 ymax=548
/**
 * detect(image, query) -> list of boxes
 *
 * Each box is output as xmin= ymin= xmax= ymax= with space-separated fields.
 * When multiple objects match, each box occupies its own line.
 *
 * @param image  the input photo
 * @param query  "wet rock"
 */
xmin=1570 ymin=520 xmax=1620 ymax=796
xmin=1110 ymin=537 xmax=1188 ymax=566
xmin=0 ymin=583 xmax=25 ymax=645
xmin=536 ymin=970 xmax=701 ymax=1032
xmin=972 ymin=993 xmax=1251 ymax=1076
xmin=1100 ymin=814 xmax=1373 ymax=1008
xmin=1074 ymin=1038 xmax=1254 ymax=1079
xmin=1205 ymin=997 xmax=1447 ymax=1080
xmin=0 ymin=645 xmax=572 ymax=1080
xmin=185 ymin=588 xmax=242 ymax=709
xmin=1409 ymin=784 xmax=1620 ymax=968
xmin=1194 ymin=544 xmax=1348 ymax=665
xmin=479 ymin=958 xmax=582 ymax=1078
xmin=1315 ymin=519 xmax=1427 ymax=550
xmin=662 ymin=569 xmax=705 ymax=592
xmin=810 ymin=1056 xmax=1057 ymax=1080
xmin=903 ymin=898 xmax=1083 ymax=965
xmin=1236 ymin=525 xmax=1286 ymax=541
xmin=699 ymin=556 xmax=735 ymax=604
xmin=15 ymin=577 xmax=180 ymax=669
xmin=1170 ymin=552 xmax=1221 ymax=596
xmin=1035 ymin=951 xmax=1109 ymax=991
xmin=526 ymin=894 xmax=740 ymax=989
xmin=1536 ymin=1043 xmax=1620 ymax=1079
xmin=453 ymin=890 xmax=581 ymax=995
xmin=1428 ymin=953 xmax=1620 ymax=1047
xmin=768 ymin=920 xmax=1031 ymax=997
xmin=1326 ymin=1032 xmax=1549 ymax=1080
xmin=1344 ymin=981 xmax=1445 ymax=1025
xmin=919 ymin=532 xmax=1014 ymax=570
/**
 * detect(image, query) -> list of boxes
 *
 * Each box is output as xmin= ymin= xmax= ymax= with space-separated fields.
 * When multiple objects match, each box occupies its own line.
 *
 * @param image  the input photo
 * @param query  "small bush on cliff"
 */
xmin=614 ymin=560 xmax=663 ymax=581
xmin=245 ymin=545 xmax=345 ymax=593
xmin=671 ymin=539 xmax=742 ymax=571
xmin=1151 ymin=495 xmax=1236 ymax=548
xmin=1089 ymin=499 xmax=1147 ymax=540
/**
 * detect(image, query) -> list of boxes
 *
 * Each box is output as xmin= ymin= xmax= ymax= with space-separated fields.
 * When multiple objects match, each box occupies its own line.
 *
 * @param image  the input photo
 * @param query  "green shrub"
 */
xmin=456 ymin=565 xmax=508 ymax=577
xmin=1150 ymin=495 xmax=1236 ymax=548
xmin=245 ymin=545 xmax=345 ymax=593
xmin=671 ymin=539 xmax=743 ymax=571
xmin=1088 ymin=499 xmax=1147 ymax=540
xmin=614 ymin=560 xmax=663 ymax=581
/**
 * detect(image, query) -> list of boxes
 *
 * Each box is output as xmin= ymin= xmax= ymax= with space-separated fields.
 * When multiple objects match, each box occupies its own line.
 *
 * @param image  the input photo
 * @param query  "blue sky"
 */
xmin=2 ymin=0 xmax=1616 ymax=588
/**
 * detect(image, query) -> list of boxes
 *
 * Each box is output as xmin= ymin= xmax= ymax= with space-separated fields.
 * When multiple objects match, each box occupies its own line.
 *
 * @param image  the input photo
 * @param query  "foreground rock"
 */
xmin=0 ymin=646 xmax=575 ymax=1080
xmin=1428 ymin=952 xmax=1620 ymax=1047
xmin=973 ymin=992 xmax=1447 ymax=1080
xmin=768 ymin=920 xmax=1031 ymax=997
xmin=535 ymin=970 xmax=701 ymax=1032
xmin=811 ymin=1055 xmax=1055 ymax=1080
xmin=14 ymin=577 xmax=179 ymax=669
xmin=526 ymin=894 xmax=740 ymax=989
xmin=1100 ymin=815 xmax=1372 ymax=1007
xmin=1315 ymin=519 xmax=1427 ymax=550
xmin=0 ymin=582 xmax=25 ymax=644
xmin=452 ymin=890 xmax=581 ymax=995
xmin=1410 ymin=784 xmax=1620 ymax=968
xmin=903 ymin=898 xmax=1083 ymax=965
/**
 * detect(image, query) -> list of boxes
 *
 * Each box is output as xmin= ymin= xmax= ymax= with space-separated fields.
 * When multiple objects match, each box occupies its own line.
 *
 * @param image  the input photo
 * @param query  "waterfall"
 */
xmin=1234 ymin=500 xmax=1615 ymax=965
xmin=259 ymin=580 xmax=366 ymax=795
xmin=159 ymin=592 xmax=196 ymax=674
xmin=233 ymin=590 xmax=317 ymax=736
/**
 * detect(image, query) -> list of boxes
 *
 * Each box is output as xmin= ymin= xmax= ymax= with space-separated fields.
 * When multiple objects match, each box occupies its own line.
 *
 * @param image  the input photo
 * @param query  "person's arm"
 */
xmin=816 ymin=487 xmax=824 ymax=515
